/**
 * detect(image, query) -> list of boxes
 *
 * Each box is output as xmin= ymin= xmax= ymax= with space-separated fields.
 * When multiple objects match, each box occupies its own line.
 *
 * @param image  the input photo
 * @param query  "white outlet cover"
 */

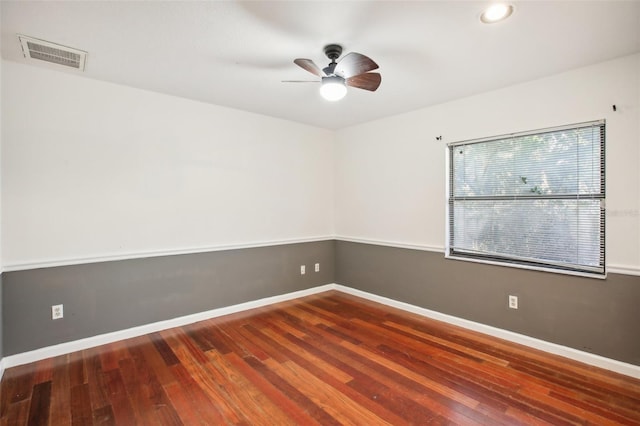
xmin=300 ymin=265 xmax=306 ymax=275
xmin=52 ymin=304 xmax=64 ymax=319
xmin=315 ymin=263 xmax=320 ymax=272
xmin=508 ymin=295 xmax=518 ymax=309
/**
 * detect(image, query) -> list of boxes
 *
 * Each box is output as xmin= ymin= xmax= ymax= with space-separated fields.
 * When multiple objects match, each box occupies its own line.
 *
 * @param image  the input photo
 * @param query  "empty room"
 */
xmin=1 ymin=1 xmax=640 ymax=424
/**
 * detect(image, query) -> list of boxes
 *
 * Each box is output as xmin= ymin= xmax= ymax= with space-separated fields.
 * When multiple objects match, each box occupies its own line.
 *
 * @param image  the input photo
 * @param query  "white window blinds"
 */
xmin=447 ymin=120 xmax=605 ymax=276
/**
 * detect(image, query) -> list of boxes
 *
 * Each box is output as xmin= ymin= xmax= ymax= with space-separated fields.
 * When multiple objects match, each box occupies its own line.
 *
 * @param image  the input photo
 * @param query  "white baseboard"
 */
xmin=2 ymin=284 xmax=335 ymax=370
xmin=3 ymin=283 xmax=639 ymax=380
xmin=333 ymin=284 xmax=640 ymax=380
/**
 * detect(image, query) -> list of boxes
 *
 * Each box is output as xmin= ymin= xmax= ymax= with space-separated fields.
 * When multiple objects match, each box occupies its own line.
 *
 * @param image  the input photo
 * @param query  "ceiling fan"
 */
xmin=287 ymin=44 xmax=381 ymax=101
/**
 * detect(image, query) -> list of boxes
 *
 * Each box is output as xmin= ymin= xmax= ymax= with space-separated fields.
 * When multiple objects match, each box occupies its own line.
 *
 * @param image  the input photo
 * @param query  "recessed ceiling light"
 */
xmin=480 ymin=3 xmax=514 ymax=24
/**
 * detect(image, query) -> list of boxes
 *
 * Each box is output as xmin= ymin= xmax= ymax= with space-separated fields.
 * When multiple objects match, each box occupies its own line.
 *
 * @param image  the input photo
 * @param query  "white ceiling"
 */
xmin=2 ymin=1 xmax=640 ymax=130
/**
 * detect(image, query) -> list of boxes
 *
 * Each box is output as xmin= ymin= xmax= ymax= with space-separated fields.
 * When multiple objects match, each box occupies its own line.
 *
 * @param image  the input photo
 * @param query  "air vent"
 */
xmin=18 ymin=35 xmax=87 ymax=71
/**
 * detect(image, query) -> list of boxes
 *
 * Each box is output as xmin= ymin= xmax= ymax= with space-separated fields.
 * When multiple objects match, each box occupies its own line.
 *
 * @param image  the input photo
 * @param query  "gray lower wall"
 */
xmin=336 ymin=240 xmax=640 ymax=366
xmin=3 ymin=239 xmax=639 ymax=367
xmin=2 ymin=240 xmax=335 ymax=356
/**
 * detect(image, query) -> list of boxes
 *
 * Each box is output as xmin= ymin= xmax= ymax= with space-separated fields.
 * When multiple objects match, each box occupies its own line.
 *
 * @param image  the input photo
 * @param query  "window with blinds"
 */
xmin=446 ymin=120 xmax=605 ymax=277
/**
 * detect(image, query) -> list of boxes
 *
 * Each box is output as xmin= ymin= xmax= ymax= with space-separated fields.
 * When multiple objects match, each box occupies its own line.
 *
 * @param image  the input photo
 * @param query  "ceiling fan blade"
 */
xmin=334 ymin=52 xmax=378 ymax=78
xmin=294 ymin=58 xmax=326 ymax=77
xmin=346 ymin=72 xmax=382 ymax=92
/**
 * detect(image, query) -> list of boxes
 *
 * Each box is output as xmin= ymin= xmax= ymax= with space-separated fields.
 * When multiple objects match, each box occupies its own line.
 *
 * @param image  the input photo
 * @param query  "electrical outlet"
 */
xmin=315 ymin=263 xmax=320 ymax=272
xmin=508 ymin=295 xmax=518 ymax=309
xmin=300 ymin=265 xmax=306 ymax=275
xmin=52 ymin=304 xmax=64 ymax=320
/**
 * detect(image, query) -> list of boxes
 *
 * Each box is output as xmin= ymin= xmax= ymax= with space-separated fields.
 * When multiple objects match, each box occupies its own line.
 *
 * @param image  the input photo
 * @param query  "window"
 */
xmin=446 ymin=120 xmax=605 ymax=277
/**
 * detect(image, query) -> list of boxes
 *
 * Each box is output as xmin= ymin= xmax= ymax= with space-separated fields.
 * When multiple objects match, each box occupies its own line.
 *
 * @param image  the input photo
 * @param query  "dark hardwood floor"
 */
xmin=1 ymin=290 xmax=640 ymax=425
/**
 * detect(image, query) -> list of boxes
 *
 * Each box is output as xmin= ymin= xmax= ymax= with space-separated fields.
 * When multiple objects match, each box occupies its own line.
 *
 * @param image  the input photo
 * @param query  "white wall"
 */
xmin=2 ymin=61 xmax=334 ymax=268
xmin=3 ymin=54 xmax=640 ymax=273
xmin=335 ymin=53 xmax=640 ymax=273
xmin=0 ymin=5 xmax=4 ymax=367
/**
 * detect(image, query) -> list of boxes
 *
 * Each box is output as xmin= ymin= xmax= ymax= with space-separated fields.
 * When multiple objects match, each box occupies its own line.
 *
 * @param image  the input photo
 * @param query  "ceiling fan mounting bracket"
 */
xmin=323 ymin=44 xmax=342 ymax=62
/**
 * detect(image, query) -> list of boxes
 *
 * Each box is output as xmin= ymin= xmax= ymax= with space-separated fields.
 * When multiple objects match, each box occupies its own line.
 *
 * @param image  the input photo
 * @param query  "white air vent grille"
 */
xmin=18 ymin=35 xmax=87 ymax=71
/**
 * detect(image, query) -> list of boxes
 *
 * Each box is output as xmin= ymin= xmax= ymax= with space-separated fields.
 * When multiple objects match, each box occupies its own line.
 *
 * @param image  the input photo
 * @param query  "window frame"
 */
xmin=445 ymin=120 xmax=606 ymax=278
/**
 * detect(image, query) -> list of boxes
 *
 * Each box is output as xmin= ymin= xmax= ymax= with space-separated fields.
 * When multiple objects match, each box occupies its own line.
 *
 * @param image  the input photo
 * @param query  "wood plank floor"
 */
xmin=1 ymin=290 xmax=640 ymax=425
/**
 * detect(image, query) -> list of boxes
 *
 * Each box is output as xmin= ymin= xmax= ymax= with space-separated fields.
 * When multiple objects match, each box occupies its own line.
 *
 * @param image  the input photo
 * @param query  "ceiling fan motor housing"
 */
xmin=324 ymin=44 xmax=342 ymax=62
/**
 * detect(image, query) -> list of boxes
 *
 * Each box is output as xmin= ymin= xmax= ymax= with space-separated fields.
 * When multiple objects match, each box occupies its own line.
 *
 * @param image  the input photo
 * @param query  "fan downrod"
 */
xmin=324 ymin=44 xmax=342 ymax=62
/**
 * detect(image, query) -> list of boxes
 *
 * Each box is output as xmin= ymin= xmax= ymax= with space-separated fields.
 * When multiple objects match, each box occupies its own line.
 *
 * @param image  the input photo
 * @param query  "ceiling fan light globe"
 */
xmin=320 ymin=77 xmax=347 ymax=101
